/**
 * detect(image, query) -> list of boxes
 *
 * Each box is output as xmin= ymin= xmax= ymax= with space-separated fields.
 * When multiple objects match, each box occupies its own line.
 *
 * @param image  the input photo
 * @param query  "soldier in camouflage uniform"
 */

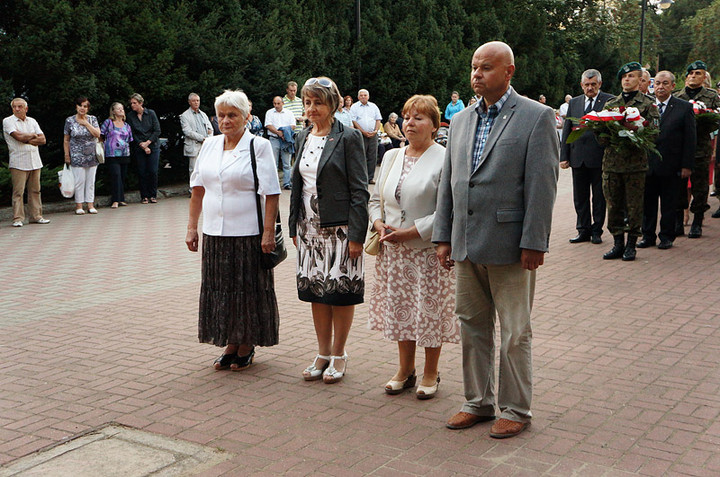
xmin=601 ymin=62 xmax=660 ymax=261
xmin=674 ymin=61 xmax=720 ymax=237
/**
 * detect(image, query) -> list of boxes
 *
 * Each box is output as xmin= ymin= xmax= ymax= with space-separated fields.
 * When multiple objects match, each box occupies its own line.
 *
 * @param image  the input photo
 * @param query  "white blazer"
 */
xmin=368 ymin=143 xmax=446 ymax=249
xmin=190 ymin=133 xmax=280 ymax=237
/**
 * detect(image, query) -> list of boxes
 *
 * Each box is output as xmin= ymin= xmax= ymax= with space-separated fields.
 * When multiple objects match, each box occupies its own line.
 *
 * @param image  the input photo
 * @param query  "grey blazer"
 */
xmin=432 ymin=87 xmax=559 ymax=265
xmin=289 ymin=120 xmax=369 ymax=243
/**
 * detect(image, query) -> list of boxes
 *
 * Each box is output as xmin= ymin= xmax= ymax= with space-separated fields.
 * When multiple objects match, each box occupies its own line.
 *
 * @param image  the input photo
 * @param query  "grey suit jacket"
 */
xmin=432 ymin=87 xmax=559 ymax=265
xmin=180 ymin=107 xmax=212 ymax=157
xmin=289 ymin=120 xmax=369 ymax=243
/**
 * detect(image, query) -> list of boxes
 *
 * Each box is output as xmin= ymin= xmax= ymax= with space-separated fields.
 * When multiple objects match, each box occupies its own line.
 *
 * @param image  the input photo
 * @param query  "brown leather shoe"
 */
xmin=446 ymin=411 xmax=495 ymax=430
xmin=489 ymin=418 xmax=529 ymax=438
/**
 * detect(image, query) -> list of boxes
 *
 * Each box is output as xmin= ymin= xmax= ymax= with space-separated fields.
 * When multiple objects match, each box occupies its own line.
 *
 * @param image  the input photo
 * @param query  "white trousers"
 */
xmin=73 ymin=165 xmax=98 ymax=204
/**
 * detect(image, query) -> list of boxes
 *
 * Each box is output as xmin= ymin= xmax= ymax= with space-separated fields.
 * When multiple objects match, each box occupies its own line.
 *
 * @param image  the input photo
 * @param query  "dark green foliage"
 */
xmin=0 ymin=0 xmax=712 ymax=199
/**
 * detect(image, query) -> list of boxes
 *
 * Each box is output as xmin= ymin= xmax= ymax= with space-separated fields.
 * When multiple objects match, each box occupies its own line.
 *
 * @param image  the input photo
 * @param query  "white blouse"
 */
xmin=298 ymin=134 xmax=328 ymax=194
xmin=190 ymin=132 xmax=280 ymax=236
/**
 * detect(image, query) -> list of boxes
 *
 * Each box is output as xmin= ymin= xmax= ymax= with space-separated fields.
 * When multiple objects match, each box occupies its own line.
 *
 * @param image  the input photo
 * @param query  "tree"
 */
xmin=684 ymin=0 xmax=720 ymax=81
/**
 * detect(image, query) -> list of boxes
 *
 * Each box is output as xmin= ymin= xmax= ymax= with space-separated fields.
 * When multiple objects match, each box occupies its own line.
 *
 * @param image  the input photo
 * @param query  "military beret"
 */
xmin=686 ymin=60 xmax=708 ymax=75
xmin=617 ymin=62 xmax=642 ymax=80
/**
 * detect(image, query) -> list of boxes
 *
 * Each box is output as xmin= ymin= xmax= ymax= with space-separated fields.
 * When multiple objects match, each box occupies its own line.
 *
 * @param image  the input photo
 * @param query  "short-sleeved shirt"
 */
xmin=334 ymin=110 xmax=353 ymax=128
xmin=350 ymin=101 xmax=382 ymax=132
xmin=64 ymin=115 xmax=100 ymax=167
xmin=190 ymin=133 xmax=281 ymax=237
xmin=264 ymin=108 xmax=296 ymax=138
xmin=100 ymin=119 xmax=133 ymax=157
xmin=3 ymin=115 xmax=44 ymax=170
xmin=283 ymin=95 xmax=305 ymax=132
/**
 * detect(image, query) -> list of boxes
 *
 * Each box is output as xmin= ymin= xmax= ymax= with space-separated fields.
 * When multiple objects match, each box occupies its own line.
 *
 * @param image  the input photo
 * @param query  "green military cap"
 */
xmin=686 ymin=60 xmax=708 ymax=75
xmin=617 ymin=62 xmax=642 ymax=80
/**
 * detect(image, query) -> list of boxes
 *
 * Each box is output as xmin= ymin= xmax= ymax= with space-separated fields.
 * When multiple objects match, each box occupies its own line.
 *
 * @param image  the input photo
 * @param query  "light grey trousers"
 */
xmin=455 ymin=260 xmax=535 ymax=423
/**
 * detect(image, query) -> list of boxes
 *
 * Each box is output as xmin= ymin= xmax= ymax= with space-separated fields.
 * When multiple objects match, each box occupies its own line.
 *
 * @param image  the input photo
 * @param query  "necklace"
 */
xmin=304 ymin=135 xmax=327 ymax=167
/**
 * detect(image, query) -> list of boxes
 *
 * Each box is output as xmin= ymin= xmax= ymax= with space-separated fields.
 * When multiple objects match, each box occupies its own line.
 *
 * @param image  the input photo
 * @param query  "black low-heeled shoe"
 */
xmin=213 ymin=353 xmax=235 ymax=371
xmin=231 ymin=347 xmax=255 ymax=371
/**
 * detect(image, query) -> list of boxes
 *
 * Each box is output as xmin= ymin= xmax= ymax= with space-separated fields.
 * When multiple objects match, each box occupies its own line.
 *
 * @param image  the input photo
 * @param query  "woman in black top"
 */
xmin=126 ymin=93 xmax=161 ymax=203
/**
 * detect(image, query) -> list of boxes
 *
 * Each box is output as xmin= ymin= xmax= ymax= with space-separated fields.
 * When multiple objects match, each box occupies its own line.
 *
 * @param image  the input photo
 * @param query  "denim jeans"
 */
xmin=106 ymin=158 xmax=128 ymax=203
xmin=269 ymin=136 xmax=292 ymax=188
xmin=135 ymin=147 xmax=160 ymax=199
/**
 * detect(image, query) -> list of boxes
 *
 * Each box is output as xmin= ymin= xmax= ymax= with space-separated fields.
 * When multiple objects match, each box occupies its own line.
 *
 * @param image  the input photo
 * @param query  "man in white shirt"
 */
xmin=180 ymin=93 xmax=213 ymax=181
xmin=2 ymin=98 xmax=50 ymax=227
xmin=558 ymin=94 xmax=572 ymax=119
xmin=265 ymin=97 xmax=296 ymax=190
xmin=350 ymin=89 xmax=382 ymax=183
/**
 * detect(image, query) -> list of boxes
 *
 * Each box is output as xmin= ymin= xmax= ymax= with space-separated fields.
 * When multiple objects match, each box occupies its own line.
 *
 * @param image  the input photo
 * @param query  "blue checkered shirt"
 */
xmin=471 ymin=87 xmax=512 ymax=172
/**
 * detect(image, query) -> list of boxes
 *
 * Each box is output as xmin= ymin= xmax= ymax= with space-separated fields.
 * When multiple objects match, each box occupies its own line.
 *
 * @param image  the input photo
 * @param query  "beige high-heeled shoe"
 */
xmin=385 ymin=370 xmax=416 ymax=395
xmin=416 ymin=374 xmax=440 ymax=400
xmin=322 ymin=354 xmax=348 ymax=384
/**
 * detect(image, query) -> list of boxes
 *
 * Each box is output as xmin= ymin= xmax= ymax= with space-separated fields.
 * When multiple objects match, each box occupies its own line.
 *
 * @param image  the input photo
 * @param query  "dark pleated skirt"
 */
xmin=199 ymin=234 xmax=279 ymax=347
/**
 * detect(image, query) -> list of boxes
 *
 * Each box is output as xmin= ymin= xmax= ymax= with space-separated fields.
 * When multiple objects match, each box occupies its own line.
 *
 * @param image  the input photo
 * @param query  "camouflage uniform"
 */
xmin=601 ymin=93 xmax=660 ymax=238
xmin=673 ymin=87 xmax=720 ymax=215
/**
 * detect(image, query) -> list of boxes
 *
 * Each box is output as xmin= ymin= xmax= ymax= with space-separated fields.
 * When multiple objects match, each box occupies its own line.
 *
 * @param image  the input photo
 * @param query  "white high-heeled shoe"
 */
xmin=322 ymin=354 xmax=349 ymax=384
xmin=385 ymin=370 xmax=416 ymax=395
xmin=416 ymin=374 xmax=440 ymax=400
xmin=302 ymin=354 xmax=330 ymax=381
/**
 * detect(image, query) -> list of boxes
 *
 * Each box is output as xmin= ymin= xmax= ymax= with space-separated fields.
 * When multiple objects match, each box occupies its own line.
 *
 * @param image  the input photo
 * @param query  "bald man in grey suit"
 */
xmin=433 ymin=41 xmax=558 ymax=439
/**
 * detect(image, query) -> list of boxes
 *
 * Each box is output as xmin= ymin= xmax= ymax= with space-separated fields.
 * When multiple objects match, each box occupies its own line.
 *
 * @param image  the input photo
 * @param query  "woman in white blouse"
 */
xmin=185 ymin=90 xmax=281 ymax=371
xmin=368 ymin=95 xmax=459 ymax=399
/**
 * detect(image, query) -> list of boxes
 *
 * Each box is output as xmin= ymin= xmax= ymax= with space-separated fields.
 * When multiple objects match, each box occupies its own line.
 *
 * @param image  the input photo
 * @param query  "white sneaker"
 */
xmin=75 ymin=209 xmax=86 ymax=215
xmin=12 ymin=221 xmax=23 ymax=227
xmin=88 ymin=208 xmax=98 ymax=214
xmin=33 ymin=218 xmax=50 ymax=224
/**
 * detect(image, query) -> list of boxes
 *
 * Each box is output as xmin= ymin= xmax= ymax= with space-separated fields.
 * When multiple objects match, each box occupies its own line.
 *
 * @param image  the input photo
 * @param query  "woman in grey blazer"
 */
xmin=289 ymin=77 xmax=369 ymax=384
xmin=368 ymin=95 xmax=459 ymax=399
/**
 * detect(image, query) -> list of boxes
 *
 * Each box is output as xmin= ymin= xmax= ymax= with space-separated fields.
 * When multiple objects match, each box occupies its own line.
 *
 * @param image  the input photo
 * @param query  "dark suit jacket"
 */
xmin=560 ymin=91 xmax=614 ymax=168
xmin=289 ymin=120 xmax=369 ymax=243
xmin=649 ymin=96 xmax=696 ymax=176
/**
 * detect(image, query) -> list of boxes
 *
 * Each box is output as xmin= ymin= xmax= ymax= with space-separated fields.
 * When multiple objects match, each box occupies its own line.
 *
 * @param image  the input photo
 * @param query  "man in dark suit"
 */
xmin=434 ymin=41 xmax=558 ymax=439
xmin=560 ymin=69 xmax=614 ymax=244
xmin=638 ymin=71 xmax=696 ymax=250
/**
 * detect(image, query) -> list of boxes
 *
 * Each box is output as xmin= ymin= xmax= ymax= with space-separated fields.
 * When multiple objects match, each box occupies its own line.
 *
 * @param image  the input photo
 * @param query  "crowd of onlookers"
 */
xmin=3 ymin=83 xmax=473 ymax=229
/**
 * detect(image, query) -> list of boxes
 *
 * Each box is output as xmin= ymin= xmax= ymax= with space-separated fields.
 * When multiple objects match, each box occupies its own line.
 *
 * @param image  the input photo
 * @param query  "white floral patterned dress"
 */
xmin=368 ymin=153 xmax=459 ymax=347
xmin=296 ymin=134 xmax=364 ymax=306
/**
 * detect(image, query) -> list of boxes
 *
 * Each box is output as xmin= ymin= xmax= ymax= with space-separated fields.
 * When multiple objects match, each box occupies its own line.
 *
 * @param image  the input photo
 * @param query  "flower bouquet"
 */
xmin=566 ymin=106 xmax=659 ymax=157
xmin=689 ymin=100 xmax=720 ymax=134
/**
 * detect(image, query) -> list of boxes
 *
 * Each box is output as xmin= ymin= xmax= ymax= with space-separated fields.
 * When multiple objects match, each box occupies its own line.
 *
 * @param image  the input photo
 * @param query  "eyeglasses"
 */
xmin=305 ymin=77 xmax=333 ymax=88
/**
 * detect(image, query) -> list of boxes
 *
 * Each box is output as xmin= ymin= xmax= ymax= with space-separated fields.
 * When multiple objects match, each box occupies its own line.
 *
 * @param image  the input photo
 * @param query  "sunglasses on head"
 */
xmin=305 ymin=77 xmax=333 ymax=88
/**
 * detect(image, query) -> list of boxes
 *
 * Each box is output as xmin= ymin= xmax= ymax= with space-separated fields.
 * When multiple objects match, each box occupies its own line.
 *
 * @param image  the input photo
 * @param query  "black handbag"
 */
xmin=249 ymin=138 xmax=287 ymax=269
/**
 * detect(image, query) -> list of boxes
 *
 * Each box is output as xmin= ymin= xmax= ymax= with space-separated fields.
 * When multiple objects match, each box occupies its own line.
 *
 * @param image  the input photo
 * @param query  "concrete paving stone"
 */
xmin=2 ymin=172 xmax=720 ymax=474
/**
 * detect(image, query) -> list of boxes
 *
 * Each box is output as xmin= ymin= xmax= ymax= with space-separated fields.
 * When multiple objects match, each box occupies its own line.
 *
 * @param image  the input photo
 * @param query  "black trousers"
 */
xmin=643 ymin=173 xmax=680 ymax=242
xmin=572 ymin=165 xmax=605 ymax=235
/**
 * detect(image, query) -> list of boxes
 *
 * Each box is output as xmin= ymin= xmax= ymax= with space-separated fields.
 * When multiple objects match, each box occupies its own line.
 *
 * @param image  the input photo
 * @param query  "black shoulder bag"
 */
xmin=249 ymin=138 xmax=287 ymax=269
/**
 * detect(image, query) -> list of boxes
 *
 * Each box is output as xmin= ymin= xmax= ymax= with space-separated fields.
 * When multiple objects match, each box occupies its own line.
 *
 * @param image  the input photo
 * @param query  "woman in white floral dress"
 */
xmin=289 ymin=77 xmax=369 ymax=384
xmin=368 ymin=95 xmax=459 ymax=399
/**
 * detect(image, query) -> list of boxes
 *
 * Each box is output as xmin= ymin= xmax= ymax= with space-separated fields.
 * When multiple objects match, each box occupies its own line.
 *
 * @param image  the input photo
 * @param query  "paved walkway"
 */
xmin=1 ymin=169 xmax=719 ymax=476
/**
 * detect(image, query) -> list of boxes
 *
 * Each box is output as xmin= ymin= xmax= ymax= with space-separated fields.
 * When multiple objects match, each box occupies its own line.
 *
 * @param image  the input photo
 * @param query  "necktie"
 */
xmin=658 ymin=102 xmax=665 ymax=116
xmin=584 ymin=97 xmax=593 ymax=114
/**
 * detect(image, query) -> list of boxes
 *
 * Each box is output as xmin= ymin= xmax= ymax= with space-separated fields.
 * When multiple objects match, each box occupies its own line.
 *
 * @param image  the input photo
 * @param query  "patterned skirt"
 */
xmin=368 ymin=242 xmax=459 ymax=347
xmin=199 ymin=234 xmax=279 ymax=347
xmin=295 ymin=193 xmax=364 ymax=306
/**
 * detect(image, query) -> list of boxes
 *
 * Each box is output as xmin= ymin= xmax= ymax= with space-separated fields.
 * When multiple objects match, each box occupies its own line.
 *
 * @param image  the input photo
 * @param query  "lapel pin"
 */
xmin=503 ymin=115 xmax=507 ymax=120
